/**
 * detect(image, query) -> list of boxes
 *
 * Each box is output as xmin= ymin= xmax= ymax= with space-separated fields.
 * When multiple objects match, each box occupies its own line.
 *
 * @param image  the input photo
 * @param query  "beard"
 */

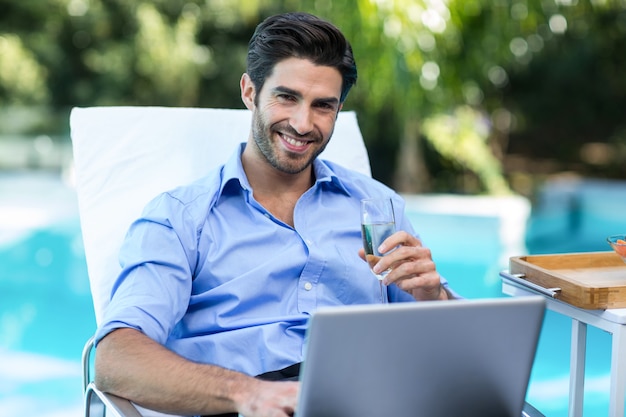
xmin=251 ymin=109 xmax=331 ymax=175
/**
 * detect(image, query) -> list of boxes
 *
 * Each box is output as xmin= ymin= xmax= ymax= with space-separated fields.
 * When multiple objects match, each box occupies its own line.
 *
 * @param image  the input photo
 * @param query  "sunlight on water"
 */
xmin=0 ymin=350 xmax=84 ymax=417
xmin=527 ymin=373 xmax=611 ymax=416
xmin=0 ymin=350 xmax=83 ymax=415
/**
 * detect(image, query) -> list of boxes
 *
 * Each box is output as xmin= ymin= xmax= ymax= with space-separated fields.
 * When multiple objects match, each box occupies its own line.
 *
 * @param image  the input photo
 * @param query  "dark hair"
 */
xmin=246 ymin=12 xmax=357 ymax=103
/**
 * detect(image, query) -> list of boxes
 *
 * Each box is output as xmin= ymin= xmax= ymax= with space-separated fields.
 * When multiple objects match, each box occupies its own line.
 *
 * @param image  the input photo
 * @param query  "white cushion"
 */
xmin=70 ymin=106 xmax=370 ymax=324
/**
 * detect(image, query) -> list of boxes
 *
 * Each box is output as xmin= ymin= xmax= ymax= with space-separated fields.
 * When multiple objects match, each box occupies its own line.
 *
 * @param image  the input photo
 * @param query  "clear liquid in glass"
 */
xmin=361 ymin=221 xmax=395 ymax=303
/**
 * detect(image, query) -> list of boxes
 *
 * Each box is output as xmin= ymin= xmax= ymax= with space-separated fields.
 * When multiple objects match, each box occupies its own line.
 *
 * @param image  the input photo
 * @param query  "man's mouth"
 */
xmin=279 ymin=132 xmax=311 ymax=151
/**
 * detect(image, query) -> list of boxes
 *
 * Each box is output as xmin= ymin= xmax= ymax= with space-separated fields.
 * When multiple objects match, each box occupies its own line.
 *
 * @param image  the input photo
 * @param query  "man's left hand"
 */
xmin=358 ymin=231 xmax=450 ymax=301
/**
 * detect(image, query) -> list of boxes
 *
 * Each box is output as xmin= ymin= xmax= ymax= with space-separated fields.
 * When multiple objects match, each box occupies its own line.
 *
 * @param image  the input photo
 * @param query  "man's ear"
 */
xmin=240 ymin=73 xmax=256 ymax=110
xmin=334 ymin=103 xmax=343 ymax=120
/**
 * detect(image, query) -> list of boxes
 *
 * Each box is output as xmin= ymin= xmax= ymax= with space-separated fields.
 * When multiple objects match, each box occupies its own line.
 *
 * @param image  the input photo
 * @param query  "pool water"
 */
xmin=1 ymin=173 xmax=624 ymax=416
xmin=0 ymin=221 xmax=94 ymax=417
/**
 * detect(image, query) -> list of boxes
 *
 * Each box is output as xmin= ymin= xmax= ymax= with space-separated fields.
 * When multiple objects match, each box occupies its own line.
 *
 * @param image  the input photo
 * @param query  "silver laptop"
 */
xmin=296 ymin=296 xmax=545 ymax=417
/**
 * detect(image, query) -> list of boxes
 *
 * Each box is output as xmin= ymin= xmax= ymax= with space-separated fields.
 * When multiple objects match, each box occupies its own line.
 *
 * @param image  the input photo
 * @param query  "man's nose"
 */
xmin=290 ymin=105 xmax=314 ymax=135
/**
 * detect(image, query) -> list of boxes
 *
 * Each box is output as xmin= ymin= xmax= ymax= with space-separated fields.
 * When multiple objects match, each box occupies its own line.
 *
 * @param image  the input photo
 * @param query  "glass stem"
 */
xmin=379 ymin=281 xmax=387 ymax=304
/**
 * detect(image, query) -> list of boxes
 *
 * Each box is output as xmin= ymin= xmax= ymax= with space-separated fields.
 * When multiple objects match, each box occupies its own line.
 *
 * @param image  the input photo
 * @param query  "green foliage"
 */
xmin=323 ymin=0 xmax=626 ymax=192
xmin=422 ymin=106 xmax=511 ymax=195
xmin=504 ymin=5 xmax=626 ymax=180
xmin=0 ymin=34 xmax=49 ymax=105
xmin=133 ymin=3 xmax=203 ymax=105
xmin=0 ymin=0 xmax=625 ymax=192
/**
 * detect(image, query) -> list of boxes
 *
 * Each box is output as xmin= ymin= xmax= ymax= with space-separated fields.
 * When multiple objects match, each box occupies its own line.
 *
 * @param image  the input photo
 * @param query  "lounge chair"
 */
xmin=70 ymin=106 xmax=370 ymax=417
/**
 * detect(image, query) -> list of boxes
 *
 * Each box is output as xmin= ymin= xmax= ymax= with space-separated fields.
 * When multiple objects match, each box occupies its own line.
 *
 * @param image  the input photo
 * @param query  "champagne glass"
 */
xmin=360 ymin=198 xmax=396 ymax=304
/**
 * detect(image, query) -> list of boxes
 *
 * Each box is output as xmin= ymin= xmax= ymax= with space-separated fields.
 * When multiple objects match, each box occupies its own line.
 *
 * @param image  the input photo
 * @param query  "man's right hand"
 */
xmin=95 ymin=328 xmax=299 ymax=416
xmin=235 ymin=378 xmax=299 ymax=417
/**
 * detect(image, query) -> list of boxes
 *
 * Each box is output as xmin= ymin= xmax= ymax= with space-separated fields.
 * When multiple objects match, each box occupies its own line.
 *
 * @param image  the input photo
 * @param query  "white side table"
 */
xmin=501 ymin=271 xmax=626 ymax=417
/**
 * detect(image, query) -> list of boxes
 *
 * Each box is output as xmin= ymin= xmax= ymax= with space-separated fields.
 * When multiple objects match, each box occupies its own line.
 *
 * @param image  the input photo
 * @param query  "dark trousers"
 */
xmin=203 ymin=363 xmax=301 ymax=417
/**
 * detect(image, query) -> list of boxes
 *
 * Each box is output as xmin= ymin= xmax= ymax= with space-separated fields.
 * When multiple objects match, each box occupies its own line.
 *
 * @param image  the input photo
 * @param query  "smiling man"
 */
xmin=94 ymin=12 xmax=455 ymax=417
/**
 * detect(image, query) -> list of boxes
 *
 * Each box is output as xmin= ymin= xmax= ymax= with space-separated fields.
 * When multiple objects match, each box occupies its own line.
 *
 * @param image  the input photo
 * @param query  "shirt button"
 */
xmin=304 ymin=282 xmax=313 ymax=291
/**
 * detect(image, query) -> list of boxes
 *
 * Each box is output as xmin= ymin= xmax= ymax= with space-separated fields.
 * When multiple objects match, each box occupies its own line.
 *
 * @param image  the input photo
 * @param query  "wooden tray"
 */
xmin=509 ymin=251 xmax=626 ymax=309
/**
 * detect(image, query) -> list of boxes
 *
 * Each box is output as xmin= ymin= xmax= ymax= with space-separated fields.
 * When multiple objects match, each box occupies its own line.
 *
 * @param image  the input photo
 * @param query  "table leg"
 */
xmin=609 ymin=326 xmax=626 ymax=417
xmin=569 ymin=319 xmax=586 ymax=417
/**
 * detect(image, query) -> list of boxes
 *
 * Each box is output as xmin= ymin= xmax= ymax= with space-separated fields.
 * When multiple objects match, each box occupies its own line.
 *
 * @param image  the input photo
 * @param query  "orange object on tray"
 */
xmin=509 ymin=252 xmax=626 ymax=310
xmin=608 ymin=237 xmax=626 ymax=258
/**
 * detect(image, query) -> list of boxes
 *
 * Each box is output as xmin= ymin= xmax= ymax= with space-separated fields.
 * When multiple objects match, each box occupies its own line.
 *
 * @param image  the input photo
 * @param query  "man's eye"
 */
xmin=277 ymin=94 xmax=295 ymax=101
xmin=316 ymin=102 xmax=336 ymax=111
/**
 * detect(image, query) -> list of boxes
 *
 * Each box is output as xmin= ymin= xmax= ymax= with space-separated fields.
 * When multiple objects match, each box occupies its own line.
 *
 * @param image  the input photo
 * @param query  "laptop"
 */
xmin=296 ymin=296 xmax=546 ymax=417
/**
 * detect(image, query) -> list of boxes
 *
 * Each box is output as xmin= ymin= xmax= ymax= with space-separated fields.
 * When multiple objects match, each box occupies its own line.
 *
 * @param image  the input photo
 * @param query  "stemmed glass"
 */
xmin=360 ymin=198 xmax=396 ymax=304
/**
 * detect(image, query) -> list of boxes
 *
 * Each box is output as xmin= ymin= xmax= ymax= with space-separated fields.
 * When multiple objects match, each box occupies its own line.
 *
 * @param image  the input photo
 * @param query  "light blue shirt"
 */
xmin=96 ymin=143 xmax=452 ymax=376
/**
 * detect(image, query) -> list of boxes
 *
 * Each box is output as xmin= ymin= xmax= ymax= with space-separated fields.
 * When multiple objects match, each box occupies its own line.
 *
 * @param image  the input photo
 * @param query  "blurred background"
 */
xmin=1 ymin=0 xmax=625 ymax=416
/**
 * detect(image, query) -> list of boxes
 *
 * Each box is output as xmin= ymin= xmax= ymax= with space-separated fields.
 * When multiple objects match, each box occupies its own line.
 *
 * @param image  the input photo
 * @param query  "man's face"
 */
xmin=244 ymin=58 xmax=343 ymax=174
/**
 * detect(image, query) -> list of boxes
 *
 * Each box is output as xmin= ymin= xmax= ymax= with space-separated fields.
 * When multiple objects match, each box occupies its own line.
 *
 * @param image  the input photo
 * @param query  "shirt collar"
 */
xmin=218 ymin=143 xmax=352 ymax=198
xmin=312 ymin=157 xmax=352 ymax=196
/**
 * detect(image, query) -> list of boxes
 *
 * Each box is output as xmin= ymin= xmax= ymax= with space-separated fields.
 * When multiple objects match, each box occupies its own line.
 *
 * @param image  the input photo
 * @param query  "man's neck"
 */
xmin=241 ymin=145 xmax=315 ymax=227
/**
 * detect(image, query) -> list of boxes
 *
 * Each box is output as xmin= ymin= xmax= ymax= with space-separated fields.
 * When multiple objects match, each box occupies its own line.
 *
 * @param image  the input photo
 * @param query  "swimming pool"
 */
xmin=0 ymin=172 xmax=623 ymax=416
xmin=0 ymin=173 xmax=94 ymax=417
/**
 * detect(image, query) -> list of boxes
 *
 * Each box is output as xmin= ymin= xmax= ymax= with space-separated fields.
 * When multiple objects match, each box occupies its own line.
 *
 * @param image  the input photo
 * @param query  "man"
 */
xmin=95 ymin=12 xmax=456 ymax=417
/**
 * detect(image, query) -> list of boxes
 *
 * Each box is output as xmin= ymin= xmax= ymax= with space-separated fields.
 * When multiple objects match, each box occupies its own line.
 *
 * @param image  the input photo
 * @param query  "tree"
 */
xmin=1 ymin=0 xmax=625 ymax=191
